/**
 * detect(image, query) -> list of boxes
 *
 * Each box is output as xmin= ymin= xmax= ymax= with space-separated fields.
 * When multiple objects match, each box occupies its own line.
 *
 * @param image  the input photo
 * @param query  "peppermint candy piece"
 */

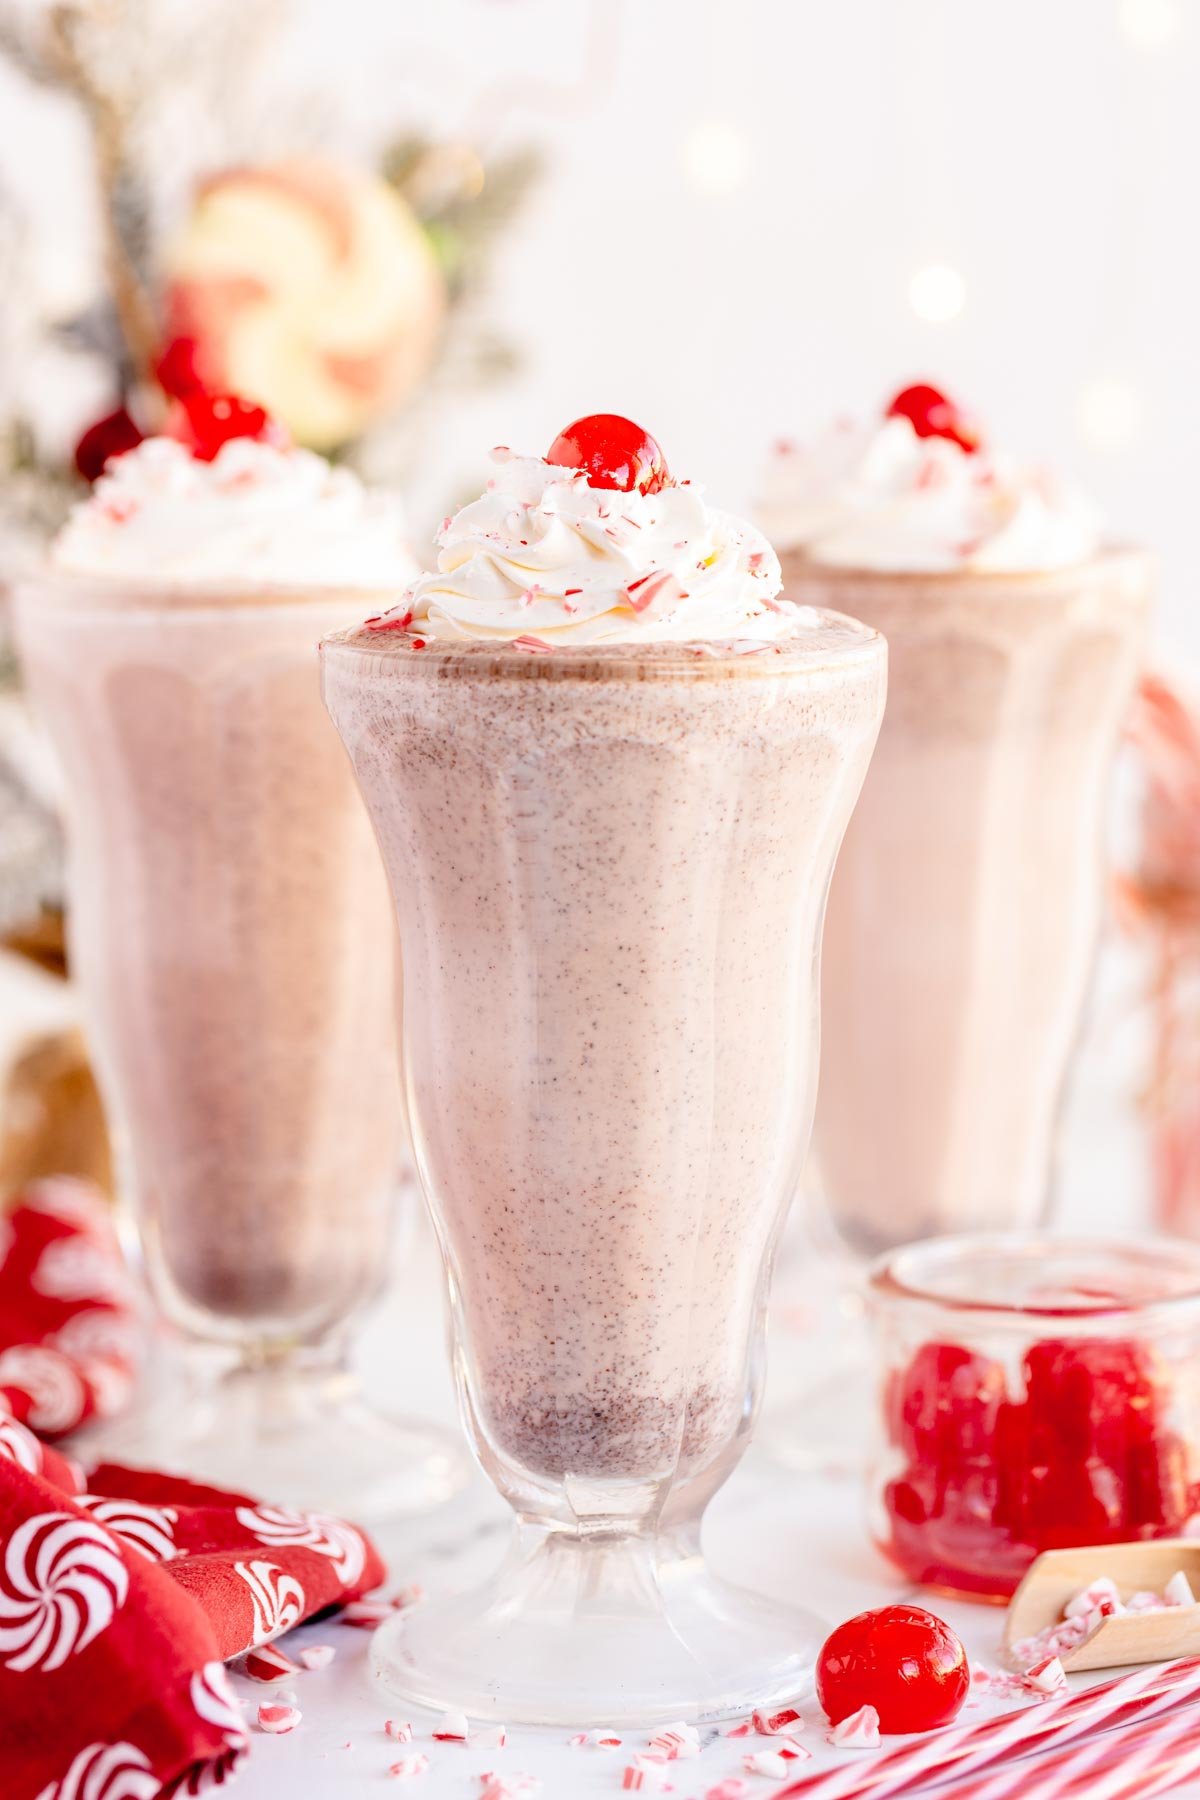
xmin=828 ymin=1703 xmax=882 ymax=1748
xmin=388 ymin=1753 xmax=430 ymax=1778
xmin=752 ymin=1706 xmax=803 ymax=1735
xmin=1165 ymin=1571 xmax=1196 ymax=1607
xmin=648 ymin=1721 xmax=699 ymax=1760
xmin=258 ymin=1703 xmax=302 ymax=1735
xmin=239 ymin=1642 xmax=299 ymax=1683
xmin=1025 ymin=1655 xmax=1068 ymax=1695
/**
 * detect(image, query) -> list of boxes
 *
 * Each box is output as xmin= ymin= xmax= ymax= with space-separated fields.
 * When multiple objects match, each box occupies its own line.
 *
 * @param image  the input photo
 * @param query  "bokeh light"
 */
xmin=1118 ymin=0 xmax=1183 ymax=50
xmin=908 ymin=264 xmax=967 ymax=324
xmin=681 ymin=121 xmax=751 ymax=197
xmin=1076 ymin=375 xmax=1144 ymax=451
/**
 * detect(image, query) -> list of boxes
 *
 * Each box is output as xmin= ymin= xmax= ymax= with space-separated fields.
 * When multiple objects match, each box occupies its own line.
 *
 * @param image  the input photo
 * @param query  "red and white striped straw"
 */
xmin=930 ymin=1706 xmax=1200 ymax=1800
xmin=776 ymin=1655 xmax=1200 ymax=1800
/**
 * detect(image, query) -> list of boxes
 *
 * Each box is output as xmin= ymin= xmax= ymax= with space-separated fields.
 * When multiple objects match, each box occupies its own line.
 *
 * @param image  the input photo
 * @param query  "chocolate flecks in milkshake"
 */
xmin=19 ymin=589 xmax=400 ymax=1342
xmin=484 ymin=1385 xmax=737 ymax=1483
xmin=324 ymin=624 xmax=886 ymax=1484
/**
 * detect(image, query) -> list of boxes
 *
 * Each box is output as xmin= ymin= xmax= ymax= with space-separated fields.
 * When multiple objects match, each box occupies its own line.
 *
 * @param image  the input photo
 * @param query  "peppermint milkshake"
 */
xmin=15 ymin=401 xmax=461 ymax=1512
xmin=764 ymin=386 xmax=1151 ymax=1253
xmin=323 ymin=415 xmax=886 ymax=1723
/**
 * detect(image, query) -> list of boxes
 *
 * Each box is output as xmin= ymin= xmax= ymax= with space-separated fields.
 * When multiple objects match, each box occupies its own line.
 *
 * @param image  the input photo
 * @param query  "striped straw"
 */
xmin=776 ymin=1655 xmax=1200 ymax=1800
xmin=930 ymin=1707 xmax=1200 ymax=1800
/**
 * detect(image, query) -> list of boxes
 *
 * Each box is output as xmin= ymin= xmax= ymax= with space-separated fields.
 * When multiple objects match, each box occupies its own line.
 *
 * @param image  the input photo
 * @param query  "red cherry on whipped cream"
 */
xmin=817 ymin=1604 xmax=970 ymax=1734
xmin=168 ymin=392 xmax=287 ymax=463
xmin=546 ymin=414 xmax=669 ymax=494
xmin=154 ymin=335 xmax=209 ymax=401
xmin=74 ymin=407 xmax=144 ymax=482
xmin=887 ymin=383 xmax=981 ymax=454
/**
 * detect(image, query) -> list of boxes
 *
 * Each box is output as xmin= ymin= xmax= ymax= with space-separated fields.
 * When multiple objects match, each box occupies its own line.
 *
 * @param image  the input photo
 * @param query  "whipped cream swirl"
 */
xmin=759 ymin=415 xmax=1103 ymax=573
xmin=386 ymin=451 xmax=803 ymax=645
xmin=54 ymin=436 xmax=417 ymax=587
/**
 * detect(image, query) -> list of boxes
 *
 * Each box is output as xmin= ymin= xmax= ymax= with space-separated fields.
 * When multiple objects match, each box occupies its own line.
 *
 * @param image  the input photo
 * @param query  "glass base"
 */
xmin=71 ymin=1353 xmax=470 ymax=1523
xmin=371 ymin=1522 xmax=823 ymax=1727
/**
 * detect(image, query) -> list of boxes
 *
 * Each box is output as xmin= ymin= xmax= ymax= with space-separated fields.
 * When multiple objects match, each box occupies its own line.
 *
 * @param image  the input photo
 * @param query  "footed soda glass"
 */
xmin=14 ymin=574 xmax=466 ymax=1518
xmin=322 ymin=621 xmax=886 ymax=1725
xmin=764 ymin=548 xmax=1152 ymax=1475
xmin=798 ymin=549 xmax=1153 ymax=1251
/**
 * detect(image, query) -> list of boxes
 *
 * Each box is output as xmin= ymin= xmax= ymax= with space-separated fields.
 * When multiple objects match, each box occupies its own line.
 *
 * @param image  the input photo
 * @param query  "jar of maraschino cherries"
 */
xmin=869 ymin=1235 xmax=1200 ymax=1602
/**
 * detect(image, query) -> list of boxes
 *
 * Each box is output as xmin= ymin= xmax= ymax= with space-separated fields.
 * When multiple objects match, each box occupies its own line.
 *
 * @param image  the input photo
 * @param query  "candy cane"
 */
xmin=776 ymin=1656 xmax=1200 ymax=1800
xmin=929 ymin=1707 xmax=1200 ymax=1800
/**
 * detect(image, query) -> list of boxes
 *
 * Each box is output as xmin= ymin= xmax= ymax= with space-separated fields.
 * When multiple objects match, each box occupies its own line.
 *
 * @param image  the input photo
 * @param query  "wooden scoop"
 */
xmin=1005 ymin=1540 xmax=1200 ymax=1671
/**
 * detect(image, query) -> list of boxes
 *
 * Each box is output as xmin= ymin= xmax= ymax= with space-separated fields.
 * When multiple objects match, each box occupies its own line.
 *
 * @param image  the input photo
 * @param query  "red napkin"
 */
xmin=0 ymin=1184 xmax=387 ymax=1798
xmin=0 ymin=1177 xmax=139 ymax=1436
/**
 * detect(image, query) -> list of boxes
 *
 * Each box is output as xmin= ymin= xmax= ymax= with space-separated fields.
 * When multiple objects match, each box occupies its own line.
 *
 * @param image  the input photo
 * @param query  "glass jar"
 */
xmin=869 ymin=1235 xmax=1200 ymax=1602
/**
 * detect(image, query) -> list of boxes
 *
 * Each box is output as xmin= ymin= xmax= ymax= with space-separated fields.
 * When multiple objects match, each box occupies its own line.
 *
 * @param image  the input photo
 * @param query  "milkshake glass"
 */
xmin=14 ymin=428 xmax=466 ymax=1516
xmin=762 ymin=392 xmax=1151 ymax=1254
xmin=796 ymin=552 xmax=1150 ymax=1252
xmin=322 ymin=423 xmax=887 ymax=1724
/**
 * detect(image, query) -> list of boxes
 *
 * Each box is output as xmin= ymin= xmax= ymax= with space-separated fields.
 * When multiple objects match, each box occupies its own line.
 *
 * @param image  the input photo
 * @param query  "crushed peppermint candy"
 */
xmin=1166 ymin=1570 xmax=1197 ymax=1607
xmin=569 ymin=1728 xmax=622 ymax=1748
xmin=432 ymin=1708 xmax=470 ymax=1741
xmin=298 ymin=1644 xmax=336 ymax=1671
xmin=257 ymin=1703 xmax=302 ymax=1734
xmin=1024 ymin=1656 xmax=1068 ymax=1695
xmin=752 ymin=1706 xmax=803 ymax=1735
xmin=475 ymin=1725 xmax=508 ymax=1750
xmin=477 ymin=1776 xmax=539 ymax=1800
xmin=705 ymin=1783 xmax=750 ymax=1800
xmin=1064 ymin=1578 xmax=1122 ymax=1620
xmin=239 ymin=1643 xmax=299 ymax=1683
xmin=828 ymin=1704 xmax=881 ymax=1748
xmin=647 ymin=1722 xmax=700 ymax=1760
xmin=385 ymin=1720 xmax=414 ymax=1743
xmin=341 ymin=1587 xmax=421 ymax=1628
xmin=621 ymin=1757 xmax=673 ymax=1791
xmin=341 ymin=1598 xmax=394 ymax=1628
xmin=1008 ymin=1570 xmax=1200 ymax=1670
xmin=389 ymin=1752 xmax=430 ymax=1778
xmin=743 ymin=1749 xmax=792 ymax=1777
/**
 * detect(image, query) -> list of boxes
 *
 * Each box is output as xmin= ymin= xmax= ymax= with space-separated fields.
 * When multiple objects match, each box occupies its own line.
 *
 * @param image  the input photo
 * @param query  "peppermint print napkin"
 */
xmin=0 ymin=1420 xmax=385 ymax=1797
xmin=0 ymin=1177 xmax=138 ymax=1436
xmin=0 ymin=1181 xmax=386 ymax=1796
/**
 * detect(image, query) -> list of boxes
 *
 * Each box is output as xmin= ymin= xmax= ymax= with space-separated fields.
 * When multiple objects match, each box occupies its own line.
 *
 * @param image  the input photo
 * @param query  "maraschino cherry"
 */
xmin=74 ymin=407 xmax=144 ymax=482
xmin=168 ymin=391 xmax=287 ymax=463
xmin=887 ymin=383 xmax=980 ymax=454
xmin=817 ymin=1604 xmax=970 ymax=1734
xmin=154 ymin=335 xmax=209 ymax=401
xmin=546 ymin=414 xmax=669 ymax=494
